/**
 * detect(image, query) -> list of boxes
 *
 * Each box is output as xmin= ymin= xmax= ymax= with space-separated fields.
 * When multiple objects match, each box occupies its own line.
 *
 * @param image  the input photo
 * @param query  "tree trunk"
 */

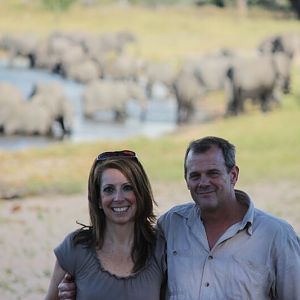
xmin=290 ymin=0 xmax=300 ymax=19
xmin=237 ymin=0 xmax=247 ymax=16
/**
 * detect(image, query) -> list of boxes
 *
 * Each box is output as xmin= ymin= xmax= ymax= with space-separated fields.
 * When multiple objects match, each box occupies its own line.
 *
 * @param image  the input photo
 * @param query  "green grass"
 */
xmin=0 ymin=3 xmax=300 ymax=197
xmin=0 ymin=3 xmax=299 ymax=61
xmin=1 ymin=90 xmax=299 ymax=197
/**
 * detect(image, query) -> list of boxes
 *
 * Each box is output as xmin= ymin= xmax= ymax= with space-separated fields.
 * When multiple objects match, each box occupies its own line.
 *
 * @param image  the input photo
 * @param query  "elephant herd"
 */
xmin=0 ymin=82 xmax=73 ymax=138
xmin=173 ymin=31 xmax=299 ymax=122
xmin=0 ymin=30 xmax=299 ymax=137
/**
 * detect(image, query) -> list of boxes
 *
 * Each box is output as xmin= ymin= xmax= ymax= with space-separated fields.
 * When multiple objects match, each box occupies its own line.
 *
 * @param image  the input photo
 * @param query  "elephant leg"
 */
xmin=260 ymin=92 xmax=272 ymax=112
xmin=186 ymin=104 xmax=194 ymax=123
xmin=28 ymin=54 xmax=35 ymax=68
xmin=226 ymin=95 xmax=238 ymax=116
xmin=58 ymin=116 xmax=72 ymax=137
xmin=114 ymin=109 xmax=127 ymax=122
xmin=233 ymin=88 xmax=245 ymax=115
xmin=56 ymin=116 xmax=65 ymax=132
xmin=177 ymin=102 xmax=187 ymax=124
xmin=145 ymin=81 xmax=153 ymax=99
xmin=226 ymin=85 xmax=239 ymax=116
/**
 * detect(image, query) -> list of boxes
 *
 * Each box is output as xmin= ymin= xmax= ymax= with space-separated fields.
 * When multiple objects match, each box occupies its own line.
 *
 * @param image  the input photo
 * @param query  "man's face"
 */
xmin=185 ymin=146 xmax=238 ymax=213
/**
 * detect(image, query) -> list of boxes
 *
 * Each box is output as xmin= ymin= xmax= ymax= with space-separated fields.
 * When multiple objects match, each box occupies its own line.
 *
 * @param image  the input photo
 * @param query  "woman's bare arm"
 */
xmin=44 ymin=259 xmax=66 ymax=300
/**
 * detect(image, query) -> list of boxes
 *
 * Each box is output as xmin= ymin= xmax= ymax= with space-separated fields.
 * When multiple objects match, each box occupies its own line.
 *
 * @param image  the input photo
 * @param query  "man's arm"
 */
xmin=275 ymin=229 xmax=300 ymax=298
xmin=44 ymin=259 xmax=67 ymax=300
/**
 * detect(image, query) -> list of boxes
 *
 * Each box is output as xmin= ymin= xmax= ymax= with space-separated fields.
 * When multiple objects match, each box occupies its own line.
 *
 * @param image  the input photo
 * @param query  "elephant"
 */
xmin=30 ymin=40 xmax=59 ymax=71
xmin=0 ymin=82 xmax=59 ymax=137
xmin=32 ymin=34 xmax=86 ymax=74
xmin=225 ymin=52 xmax=292 ymax=115
xmin=80 ymin=30 xmax=136 ymax=60
xmin=97 ymin=30 xmax=137 ymax=54
xmin=181 ymin=49 xmax=235 ymax=93
xmin=53 ymin=44 xmax=87 ymax=77
xmin=82 ymin=80 xmax=147 ymax=122
xmin=29 ymin=82 xmax=74 ymax=137
xmin=0 ymin=83 xmax=24 ymax=133
xmin=172 ymin=70 xmax=206 ymax=124
xmin=143 ymin=62 xmax=178 ymax=100
xmin=103 ymin=54 xmax=147 ymax=81
xmin=0 ymin=33 xmax=39 ymax=67
xmin=258 ymin=32 xmax=300 ymax=60
xmin=64 ymin=59 xmax=100 ymax=83
xmin=3 ymin=100 xmax=53 ymax=136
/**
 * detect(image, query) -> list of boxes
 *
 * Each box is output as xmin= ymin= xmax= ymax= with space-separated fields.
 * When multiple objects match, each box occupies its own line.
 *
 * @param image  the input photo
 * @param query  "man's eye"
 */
xmin=189 ymin=174 xmax=200 ymax=180
xmin=208 ymin=171 xmax=219 ymax=177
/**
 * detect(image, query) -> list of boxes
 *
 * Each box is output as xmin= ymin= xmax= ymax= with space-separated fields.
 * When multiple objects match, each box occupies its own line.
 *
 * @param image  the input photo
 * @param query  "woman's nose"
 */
xmin=113 ymin=188 xmax=124 ymax=201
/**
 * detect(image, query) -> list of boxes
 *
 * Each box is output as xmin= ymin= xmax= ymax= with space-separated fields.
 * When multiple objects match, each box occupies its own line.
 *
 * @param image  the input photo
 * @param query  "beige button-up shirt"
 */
xmin=157 ymin=190 xmax=300 ymax=299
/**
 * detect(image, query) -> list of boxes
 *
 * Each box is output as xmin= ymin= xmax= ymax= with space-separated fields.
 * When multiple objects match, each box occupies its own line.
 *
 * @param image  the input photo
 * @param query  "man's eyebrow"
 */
xmin=207 ymin=168 xmax=220 ymax=172
xmin=188 ymin=171 xmax=200 ymax=176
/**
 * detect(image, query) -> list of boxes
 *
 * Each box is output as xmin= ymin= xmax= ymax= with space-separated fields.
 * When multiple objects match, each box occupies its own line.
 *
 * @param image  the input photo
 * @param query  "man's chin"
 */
xmin=197 ymin=199 xmax=218 ymax=212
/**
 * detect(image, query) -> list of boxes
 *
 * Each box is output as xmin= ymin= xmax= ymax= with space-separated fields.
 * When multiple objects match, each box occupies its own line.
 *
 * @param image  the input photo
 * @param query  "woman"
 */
xmin=45 ymin=150 xmax=166 ymax=300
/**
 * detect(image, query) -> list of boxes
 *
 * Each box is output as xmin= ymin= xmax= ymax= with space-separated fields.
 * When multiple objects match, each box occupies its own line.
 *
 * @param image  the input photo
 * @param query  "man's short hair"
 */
xmin=184 ymin=136 xmax=236 ymax=179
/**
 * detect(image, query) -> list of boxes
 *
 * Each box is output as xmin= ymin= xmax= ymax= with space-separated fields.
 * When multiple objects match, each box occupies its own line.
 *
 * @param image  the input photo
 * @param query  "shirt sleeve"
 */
xmin=274 ymin=224 xmax=300 ymax=298
xmin=54 ymin=231 xmax=77 ymax=277
xmin=154 ymin=228 xmax=167 ymax=274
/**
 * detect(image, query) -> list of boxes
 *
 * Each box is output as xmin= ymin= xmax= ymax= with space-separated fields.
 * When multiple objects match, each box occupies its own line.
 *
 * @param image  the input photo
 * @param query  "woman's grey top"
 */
xmin=54 ymin=231 xmax=166 ymax=300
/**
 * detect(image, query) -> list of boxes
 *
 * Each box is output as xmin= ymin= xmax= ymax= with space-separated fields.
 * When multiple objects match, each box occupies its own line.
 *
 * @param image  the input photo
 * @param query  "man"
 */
xmin=58 ymin=136 xmax=300 ymax=299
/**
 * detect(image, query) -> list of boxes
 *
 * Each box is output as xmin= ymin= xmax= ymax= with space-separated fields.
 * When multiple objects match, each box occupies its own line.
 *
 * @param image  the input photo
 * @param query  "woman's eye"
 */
xmin=123 ymin=184 xmax=134 ymax=192
xmin=103 ymin=186 xmax=114 ymax=194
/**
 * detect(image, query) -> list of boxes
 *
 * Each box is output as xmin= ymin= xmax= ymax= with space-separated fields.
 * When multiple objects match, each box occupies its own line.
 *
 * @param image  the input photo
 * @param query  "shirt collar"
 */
xmin=176 ymin=189 xmax=255 ymax=235
xmin=234 ymin=189 xmax=255 ymax=235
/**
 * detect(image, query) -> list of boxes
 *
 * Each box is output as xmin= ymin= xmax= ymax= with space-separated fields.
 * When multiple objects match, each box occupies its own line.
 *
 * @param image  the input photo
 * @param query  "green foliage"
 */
xmin=42 ymin=0 xmax=78 ymax=11
xmin=195 ymin=0 xmax=291 ymax=10
xmin=248 ymin=0 xmax=291 ymax=9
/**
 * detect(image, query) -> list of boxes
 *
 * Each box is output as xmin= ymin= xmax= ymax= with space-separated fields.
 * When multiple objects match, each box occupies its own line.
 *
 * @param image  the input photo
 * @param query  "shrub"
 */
xmin=42 ymin=0 xmax=78 ymax=11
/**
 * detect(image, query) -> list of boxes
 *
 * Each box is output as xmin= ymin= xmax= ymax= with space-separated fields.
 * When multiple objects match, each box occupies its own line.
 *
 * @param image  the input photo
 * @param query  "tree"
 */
xmin=290 ymin=0 xmax=300 ymax=19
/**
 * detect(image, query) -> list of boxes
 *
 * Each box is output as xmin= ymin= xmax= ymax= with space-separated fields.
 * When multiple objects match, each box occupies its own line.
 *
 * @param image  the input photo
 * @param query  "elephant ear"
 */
xmin=272 ymin=37 xmax=285 ymax=53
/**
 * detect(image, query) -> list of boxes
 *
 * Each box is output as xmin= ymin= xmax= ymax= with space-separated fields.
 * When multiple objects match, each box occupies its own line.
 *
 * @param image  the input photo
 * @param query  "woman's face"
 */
xmin=100 ymin=168 xmax=137 ymax=226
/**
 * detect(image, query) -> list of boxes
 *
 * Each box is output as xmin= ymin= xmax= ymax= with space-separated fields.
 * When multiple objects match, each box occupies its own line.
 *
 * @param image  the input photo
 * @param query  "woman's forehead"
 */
xmin=101 ymin=168 xmax=129 ymax=183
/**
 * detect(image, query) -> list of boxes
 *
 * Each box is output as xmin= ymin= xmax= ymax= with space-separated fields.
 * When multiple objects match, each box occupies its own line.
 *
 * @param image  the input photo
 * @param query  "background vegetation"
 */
xmin=0 ymin=1 xmax=299 ymax=198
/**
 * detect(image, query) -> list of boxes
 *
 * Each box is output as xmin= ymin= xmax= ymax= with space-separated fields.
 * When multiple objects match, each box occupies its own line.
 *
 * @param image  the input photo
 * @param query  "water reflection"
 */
xmin=0 ymin=61 xmax=177 ymax=150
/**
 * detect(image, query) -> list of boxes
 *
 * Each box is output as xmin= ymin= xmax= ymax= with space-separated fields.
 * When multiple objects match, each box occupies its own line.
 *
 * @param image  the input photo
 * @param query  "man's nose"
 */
xmin=198 ymin=175 xmax=210 ymax=186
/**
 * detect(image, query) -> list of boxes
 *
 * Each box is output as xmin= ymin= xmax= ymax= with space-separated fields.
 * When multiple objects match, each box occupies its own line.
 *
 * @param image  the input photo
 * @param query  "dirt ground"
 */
xmin=1 ymin=180 xmax=300 ymax=300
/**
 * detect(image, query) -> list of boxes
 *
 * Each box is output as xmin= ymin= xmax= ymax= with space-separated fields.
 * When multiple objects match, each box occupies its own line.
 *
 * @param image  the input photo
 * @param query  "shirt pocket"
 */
xmin=225 ymin=255 xmax=272 ymax=300
xmin=167 ymin=248 xmax=200 ymax=298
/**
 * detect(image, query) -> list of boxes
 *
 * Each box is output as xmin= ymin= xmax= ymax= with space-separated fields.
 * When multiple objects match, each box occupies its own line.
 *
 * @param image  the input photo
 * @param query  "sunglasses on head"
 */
xmin=96 ymin=150 xmax=138 ymax=161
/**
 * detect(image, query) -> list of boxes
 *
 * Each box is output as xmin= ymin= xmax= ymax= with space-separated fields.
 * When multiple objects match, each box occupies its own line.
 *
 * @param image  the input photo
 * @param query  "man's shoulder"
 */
xmin=158 ymin=202 xmax=195 ymax=222
xmin=254 ymin=208 xmax=296 ymax=235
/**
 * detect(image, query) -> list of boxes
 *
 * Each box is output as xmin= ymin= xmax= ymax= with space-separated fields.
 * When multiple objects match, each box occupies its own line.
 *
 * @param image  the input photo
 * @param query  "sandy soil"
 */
xmin=0 ymin=180 xmax=300 ymax=300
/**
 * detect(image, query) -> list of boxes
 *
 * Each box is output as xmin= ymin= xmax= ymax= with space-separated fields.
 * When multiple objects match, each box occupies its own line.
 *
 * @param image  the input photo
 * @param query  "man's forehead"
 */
xmin=188 ymin=146 xmax=224 ymax=160
xmin=187 ymin=148 xmax=225 ymax=166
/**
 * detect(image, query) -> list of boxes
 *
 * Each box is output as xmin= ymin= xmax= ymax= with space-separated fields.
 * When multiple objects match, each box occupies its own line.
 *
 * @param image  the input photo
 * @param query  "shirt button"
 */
xmin=173 ymin=250 xmax=177 ymax=255
xmin=208 ymin=255 xmax=213 ymax=260
xmin=205 ymin=282 xmax=210 ymax=287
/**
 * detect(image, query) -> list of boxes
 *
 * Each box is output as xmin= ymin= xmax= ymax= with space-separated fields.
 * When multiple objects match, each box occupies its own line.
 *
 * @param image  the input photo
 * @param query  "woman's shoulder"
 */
xmin=56 ymin=228 xmax=93 ymax=256
xmin=150 ymin=230 xmax=166 ymax=273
